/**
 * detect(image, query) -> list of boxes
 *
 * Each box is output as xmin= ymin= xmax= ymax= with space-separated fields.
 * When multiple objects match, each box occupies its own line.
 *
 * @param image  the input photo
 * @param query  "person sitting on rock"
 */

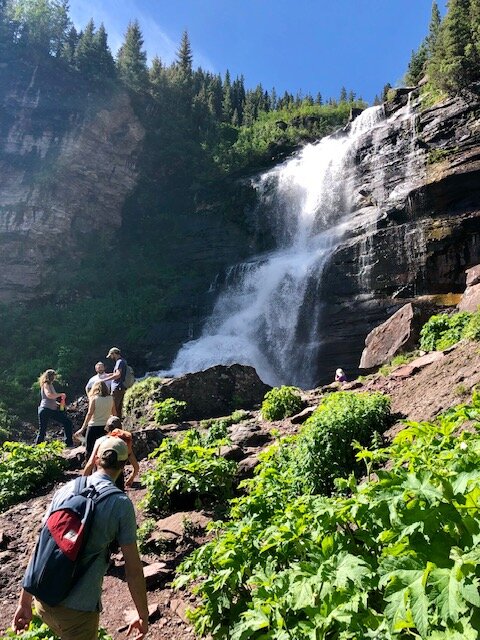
xmin=335 ymin=368 xmax=347 ymax=383
xmin=83 ymin=416 xmax=139 ymax=489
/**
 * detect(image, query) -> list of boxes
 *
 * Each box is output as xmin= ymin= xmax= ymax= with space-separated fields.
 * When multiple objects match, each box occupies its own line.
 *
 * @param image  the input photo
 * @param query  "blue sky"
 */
xmin=69 ymin=1 xmax=447 ymax=104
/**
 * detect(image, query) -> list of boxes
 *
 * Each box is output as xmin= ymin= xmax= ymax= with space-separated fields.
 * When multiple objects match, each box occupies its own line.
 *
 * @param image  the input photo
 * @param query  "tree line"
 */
xmin=405 ymin=0 xmax=480 ymax=94
xmin=0 ymin=0 xmax=360 ymax=130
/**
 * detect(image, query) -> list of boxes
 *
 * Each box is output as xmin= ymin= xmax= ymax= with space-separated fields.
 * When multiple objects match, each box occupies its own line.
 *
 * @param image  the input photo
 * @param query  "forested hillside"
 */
xmin=0 ymin=0 xmax=480 ymax=433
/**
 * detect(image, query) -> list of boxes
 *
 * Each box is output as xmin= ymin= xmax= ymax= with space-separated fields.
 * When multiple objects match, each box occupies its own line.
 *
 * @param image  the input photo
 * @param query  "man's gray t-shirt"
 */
xmin=44 ymin=472 xmax=137 ymax=611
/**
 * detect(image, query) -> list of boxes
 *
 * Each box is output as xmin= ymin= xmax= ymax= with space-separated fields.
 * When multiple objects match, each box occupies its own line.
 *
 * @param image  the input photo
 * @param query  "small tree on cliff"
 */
xmin=117 ymin=19 xmax=148 ymax=92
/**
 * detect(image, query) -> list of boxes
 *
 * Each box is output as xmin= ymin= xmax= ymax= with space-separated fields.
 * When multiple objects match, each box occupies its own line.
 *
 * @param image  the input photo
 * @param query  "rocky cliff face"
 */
xmin=318 ymin=88 xmax=480 ymax=378
xmin=0 ymin=59 xmax=144 ymax=301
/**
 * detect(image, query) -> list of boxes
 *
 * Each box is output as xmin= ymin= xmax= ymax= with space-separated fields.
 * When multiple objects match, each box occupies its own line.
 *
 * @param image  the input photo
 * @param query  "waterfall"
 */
xmin=163 ymin=106 xmax=385 ymax=387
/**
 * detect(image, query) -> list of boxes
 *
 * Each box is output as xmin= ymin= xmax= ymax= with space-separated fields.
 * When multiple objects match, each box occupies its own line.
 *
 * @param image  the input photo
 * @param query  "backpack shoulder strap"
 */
xmin=92 ymin=483 xmax=123 ymax=505
xmin=73 ymin=475 xmax=89 ymax=495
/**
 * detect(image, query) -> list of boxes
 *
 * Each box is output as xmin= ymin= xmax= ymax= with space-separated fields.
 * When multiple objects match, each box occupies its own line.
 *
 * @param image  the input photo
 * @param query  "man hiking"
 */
xmin=12 ymin=437 xmax=149 ymax=640
xmin=103 ymin=347 xmax=128 ymax=419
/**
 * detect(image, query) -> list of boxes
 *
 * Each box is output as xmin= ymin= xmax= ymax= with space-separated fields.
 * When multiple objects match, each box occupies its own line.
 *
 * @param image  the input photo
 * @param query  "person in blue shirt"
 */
xmin=103 ymin=347 xmax=127 ymax=419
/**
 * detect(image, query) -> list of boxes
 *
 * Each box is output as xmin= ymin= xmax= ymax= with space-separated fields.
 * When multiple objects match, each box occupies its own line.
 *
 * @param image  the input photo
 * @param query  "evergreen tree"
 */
xmin=427 ymin=1 xmax=442 ymax=55
xmin=74 ymin=18 xmax=96 ymax=77
xmin=429 ymin=0 xmax=474 ymax=93
xmin=381 ymin=82 xmax=392 ymax=102
xmin=116 ymin=19 xmax=148 ymax=92
xmin=176 ymin=30 xmax=193 ymax=79
xmin=405 ymin=42 xmax=429 ymax=85
xmin=222 ymin=70 xmax=233 ymax=122
xmin=61 ymin=24 xmax=78 ymax=64
xmin=315 ymin=91 xmax=323 ymax=105
xmin=94 ymin=22 xmax=115 ymax=79
xmin=8 ymin=0 xmax=71 ymax=56
xmin=339 ymin=86 xmax=347 ymax=102
xmin=0 ymin=0 xmax=15 ymax=58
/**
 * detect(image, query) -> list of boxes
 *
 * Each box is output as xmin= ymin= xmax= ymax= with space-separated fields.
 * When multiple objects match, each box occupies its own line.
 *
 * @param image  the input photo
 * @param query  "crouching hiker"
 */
xmin=12 ymin=437 xmax=149 ymax=640
xmin=83 ymin=416 xmax=139 ymax=490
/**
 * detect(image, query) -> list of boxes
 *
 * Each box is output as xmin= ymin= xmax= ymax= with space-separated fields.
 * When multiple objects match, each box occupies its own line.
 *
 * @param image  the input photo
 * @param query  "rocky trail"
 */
xmin=1 ymin=341 xmax=479 ymax=639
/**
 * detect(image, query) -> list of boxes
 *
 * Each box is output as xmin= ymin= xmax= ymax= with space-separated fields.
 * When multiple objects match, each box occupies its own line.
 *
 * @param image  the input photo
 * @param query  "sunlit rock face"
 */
xmin=0 ymin=59 xmax=144 ymax=301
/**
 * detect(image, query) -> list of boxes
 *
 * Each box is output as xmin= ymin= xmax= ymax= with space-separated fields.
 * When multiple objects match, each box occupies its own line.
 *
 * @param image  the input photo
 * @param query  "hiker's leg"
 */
xmin=55 ymin=411 xmax=74 ymax=447
xmin=35 ymin=599 xmax=99 ymax=640
xmin=112 ymin=389 xmax=126 ymax=419
xmin=35 ymin=408 xmax=50 ymax=444
xmin=85 ymin=425 xmax=106 ymax=457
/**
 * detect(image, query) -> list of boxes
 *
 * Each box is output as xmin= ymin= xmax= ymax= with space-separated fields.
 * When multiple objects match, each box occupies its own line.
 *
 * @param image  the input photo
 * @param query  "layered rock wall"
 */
xmin=0 ymin=60 xmax=144 ymax=301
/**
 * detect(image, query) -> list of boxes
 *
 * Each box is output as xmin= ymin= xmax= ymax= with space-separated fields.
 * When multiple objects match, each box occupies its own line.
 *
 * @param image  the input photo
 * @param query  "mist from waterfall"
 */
xmin=163 ymin=106 xmax=385 ymax=387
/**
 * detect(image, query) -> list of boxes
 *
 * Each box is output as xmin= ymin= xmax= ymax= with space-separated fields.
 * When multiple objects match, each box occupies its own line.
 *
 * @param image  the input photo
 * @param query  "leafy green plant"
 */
xmin=294 ymin=391 xmax=391 ymax=495
xmin=1 ymin=614 xmax=113 ymax=640
xmin=0 ymin=441 xmax=66 ymax=512
xmin=378 ymin=351 xmax=419 ymax=377
xmin=420 ymin=311 xmax=472 ymax=351
xmin=464 ymin=310 xmax=480 ymax=341
xmin=176 ymin=390 xmax=480 ymax=639
xmin=153 ymin=398 xmax=187 ymax=425
xmin=136 ymin=518 xmax=157 ymax=554
xmin=261 ymin=386 xmax=303 ymax=421
xmin=123 ymin=377 xmax=165 ymax=415
xmin=141 ymin=429 xmax=237 ymax=514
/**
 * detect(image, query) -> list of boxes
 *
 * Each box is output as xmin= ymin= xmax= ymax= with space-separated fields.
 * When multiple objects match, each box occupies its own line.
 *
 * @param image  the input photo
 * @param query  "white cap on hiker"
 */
xmin=96 ymin=436 xmax=128 ymax=462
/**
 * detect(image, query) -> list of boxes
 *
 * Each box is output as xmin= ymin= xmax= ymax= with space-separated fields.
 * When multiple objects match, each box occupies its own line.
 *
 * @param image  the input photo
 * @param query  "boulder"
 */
xmin=131 ymin=426 xmax=164 ymax=461
xmin=143 ymin=364 xmax=271 ymax=421
xmin=466 ymin=265 xmax=480 ymax=287
xmin=458 ymin=282 xmax=480 ymax=312
xmin=359 ymin=303 xmax=428 ymax=369
xmin=229 ymin=424 xmax=272 ymax=448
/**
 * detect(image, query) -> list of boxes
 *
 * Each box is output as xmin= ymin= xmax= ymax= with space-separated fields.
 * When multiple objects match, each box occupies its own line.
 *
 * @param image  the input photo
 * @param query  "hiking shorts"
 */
xmin=35 ymin=599 xmax=100 ymax=640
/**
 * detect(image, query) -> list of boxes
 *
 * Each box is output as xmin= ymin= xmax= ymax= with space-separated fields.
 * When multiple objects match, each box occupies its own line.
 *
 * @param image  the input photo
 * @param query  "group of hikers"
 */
xmin=35 ymin=347 xmax=129 ymax=448
xmin=12 ymin=347 xmax=147 ymax=640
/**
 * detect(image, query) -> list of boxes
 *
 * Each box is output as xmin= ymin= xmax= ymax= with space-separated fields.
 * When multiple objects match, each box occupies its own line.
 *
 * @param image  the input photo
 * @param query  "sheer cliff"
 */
xmin=0 ymin=59 xmax=145 ymax=301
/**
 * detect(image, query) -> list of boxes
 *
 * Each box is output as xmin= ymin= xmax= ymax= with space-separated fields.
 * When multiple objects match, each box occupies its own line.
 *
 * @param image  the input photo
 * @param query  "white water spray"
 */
xmin=163 ymin=106 xmax=386 ymax=386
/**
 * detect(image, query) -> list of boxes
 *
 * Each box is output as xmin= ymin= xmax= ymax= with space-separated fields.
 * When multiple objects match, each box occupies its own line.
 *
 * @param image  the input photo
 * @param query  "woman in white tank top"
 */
xmin=75 ymin=380 xmax=114 ymax=456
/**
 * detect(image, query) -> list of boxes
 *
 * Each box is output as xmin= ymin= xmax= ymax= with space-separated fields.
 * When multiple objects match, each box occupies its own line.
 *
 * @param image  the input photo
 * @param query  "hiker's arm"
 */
xmin=82 ymin=441 xmax=100 ymax=476
xmin=43 ymin=384 xmax=64 ymax=401
xmin=75 ymin=399 xmax=95 ymax=442
xmin=12 ymin=589 xmax=33 ymax=632
xmin=125 ymin=451 xmax=140 ymax=487
xmin=121 ymin=543 xmax=149 ymax=639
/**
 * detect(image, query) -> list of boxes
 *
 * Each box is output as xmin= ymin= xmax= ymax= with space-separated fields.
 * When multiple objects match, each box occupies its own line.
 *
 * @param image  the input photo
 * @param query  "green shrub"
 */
xmin=464 ymin=310 xmax=480 ymax=341
xmin=177 ymin=391 xmax=480 ymax=639
xmin=0 ymin=441 xmax=66 ymax=512
xmin=294 ymin=391 xmax=391 ymax=495
xmin=261 ymin=385 xmax=303 ymax=420
xmin=123 ymin=377 xmax=164 ymax=415
xmin=420 ymin=311 xmax=472 ymax=351
xmin=141 ymin=429 xmax=237 ymax=513
xmin=153 ymin=398 xmax=187 ymax=425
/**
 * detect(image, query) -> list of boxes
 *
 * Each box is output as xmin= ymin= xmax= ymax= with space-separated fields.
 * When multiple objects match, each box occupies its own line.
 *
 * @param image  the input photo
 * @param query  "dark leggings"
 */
xmin=85 ymin=425 xmax=107 ymax=458
xmin=36 ymin=407 xmax=73 ymax=446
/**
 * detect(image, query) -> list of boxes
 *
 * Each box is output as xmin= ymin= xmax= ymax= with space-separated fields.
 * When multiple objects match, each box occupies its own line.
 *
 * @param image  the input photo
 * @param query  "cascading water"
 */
xmin=163 ymin=106 xmax=386 ymax=387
